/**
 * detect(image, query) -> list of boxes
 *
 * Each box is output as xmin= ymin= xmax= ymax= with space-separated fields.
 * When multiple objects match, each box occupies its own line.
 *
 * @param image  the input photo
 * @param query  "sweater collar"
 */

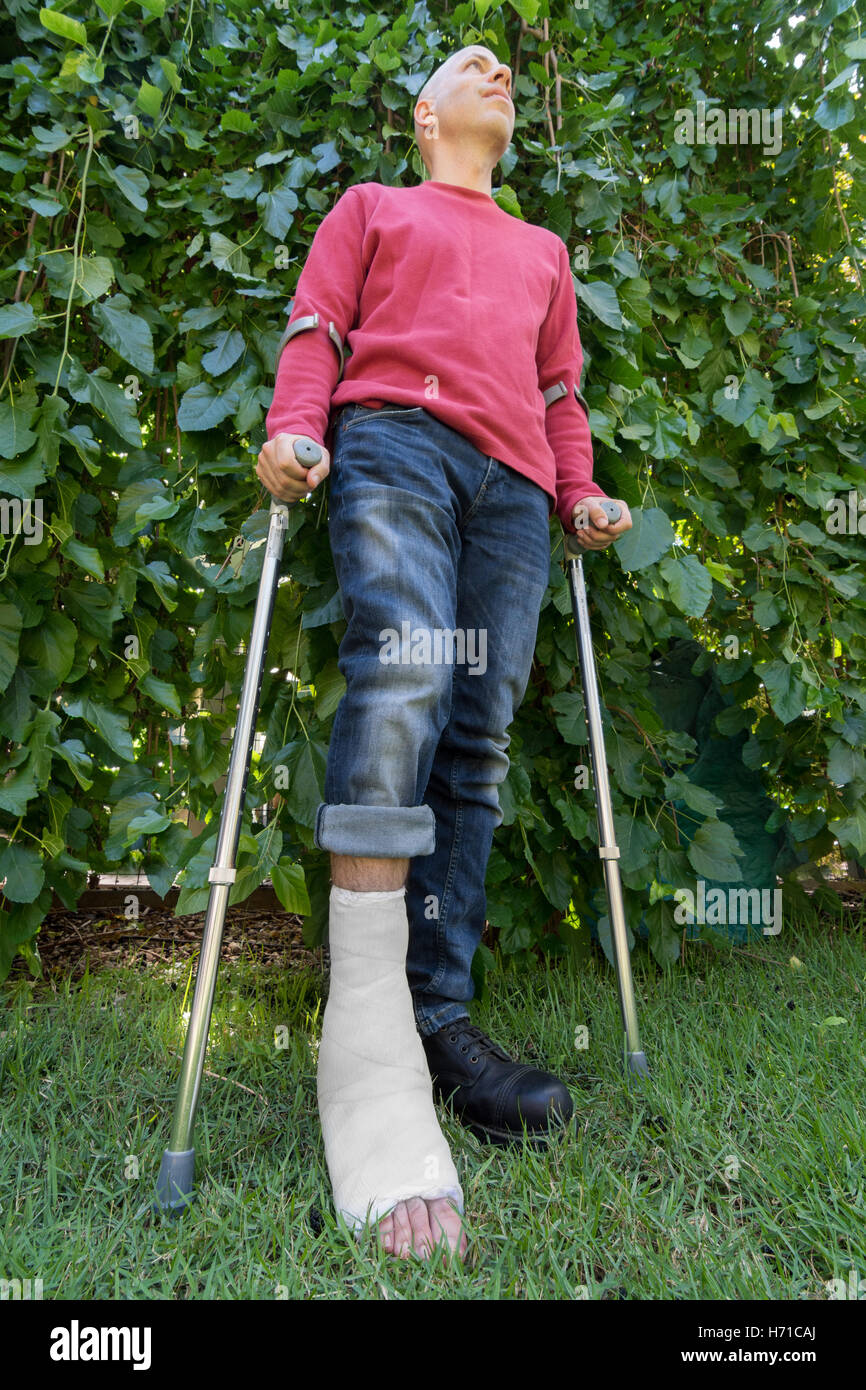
xmin=424 ymin=180 xmax=496 ymax=202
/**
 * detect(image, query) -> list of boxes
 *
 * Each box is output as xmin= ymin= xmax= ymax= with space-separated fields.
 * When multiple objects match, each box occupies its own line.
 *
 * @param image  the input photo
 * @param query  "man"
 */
xmin=258 ymin=44 xmax=632 ymax=1263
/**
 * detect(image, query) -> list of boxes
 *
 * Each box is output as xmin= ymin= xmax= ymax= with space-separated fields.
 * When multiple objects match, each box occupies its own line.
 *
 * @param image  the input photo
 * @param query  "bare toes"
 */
xmin=390 ymin=1201 xmax=413 ymax=1259
xmin=377 ymin=1212 xmax=394 ymax=1255
xmin=426 ymin=1197 xmax=468 ymax=1259
xmin=405 ymin=1196 xmax=435 ymax=1258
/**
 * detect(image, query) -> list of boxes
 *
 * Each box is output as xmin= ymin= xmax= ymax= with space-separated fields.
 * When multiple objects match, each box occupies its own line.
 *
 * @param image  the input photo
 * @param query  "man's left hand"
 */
xmin=571 ymin=496 xmax=633 ymax=550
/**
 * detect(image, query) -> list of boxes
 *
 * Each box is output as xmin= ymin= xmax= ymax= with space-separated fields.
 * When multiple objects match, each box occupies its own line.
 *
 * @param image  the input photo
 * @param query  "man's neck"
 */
xmin=424 ymin=150 xmax=497 ymax=197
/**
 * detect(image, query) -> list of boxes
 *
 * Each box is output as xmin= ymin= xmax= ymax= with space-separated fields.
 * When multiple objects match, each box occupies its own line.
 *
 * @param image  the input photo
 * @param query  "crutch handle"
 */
xmin=574 ymin=498 xmax=622 ymax=530
xmin=564 ymin=498 xmax=622 ymax=558
xmin=269 ymin=436 xmax=323 ymax=513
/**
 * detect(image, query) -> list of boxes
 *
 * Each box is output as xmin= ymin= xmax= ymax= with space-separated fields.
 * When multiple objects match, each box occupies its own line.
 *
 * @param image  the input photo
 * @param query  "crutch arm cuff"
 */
xmin=542 ymin=378 xmax=589 ymax=418
xmin=274 ymin=311 xmax=345 ymax=380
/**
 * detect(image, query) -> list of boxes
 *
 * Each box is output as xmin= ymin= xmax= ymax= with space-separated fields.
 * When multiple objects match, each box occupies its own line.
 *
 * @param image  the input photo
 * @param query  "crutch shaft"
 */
xmin=155 ymin=437 xmax=321 ymax=1213
xmin=566 ymin=500 xmax=648 ymax=1079
xmin=167 ymin=501 xmax=292 ymax=1155
xmin=569 ymin=555 xmax=643 ymax=1059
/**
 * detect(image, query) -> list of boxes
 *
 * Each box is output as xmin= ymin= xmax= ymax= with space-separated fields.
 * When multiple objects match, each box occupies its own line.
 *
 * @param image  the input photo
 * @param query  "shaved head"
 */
xmin=412 ymin=46 xmax=512 ymax=175
xmin=412 ymin=54 xmax=454 ymax=170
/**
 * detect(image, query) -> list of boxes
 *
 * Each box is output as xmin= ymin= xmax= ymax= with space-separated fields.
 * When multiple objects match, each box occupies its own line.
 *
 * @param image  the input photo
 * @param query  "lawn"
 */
xmin=1 ymin=901 xmax=863 ymax=1300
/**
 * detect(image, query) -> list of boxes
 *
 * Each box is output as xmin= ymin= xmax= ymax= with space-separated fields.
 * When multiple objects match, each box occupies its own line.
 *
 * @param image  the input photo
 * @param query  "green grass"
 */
xmin=1 ymin=908 xmax=864 ymax=1300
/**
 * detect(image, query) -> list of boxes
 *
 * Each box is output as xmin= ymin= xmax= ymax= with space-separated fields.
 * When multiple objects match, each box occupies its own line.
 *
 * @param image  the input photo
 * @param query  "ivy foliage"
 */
xmin=0 ymin=0 xmax=864 ymax=979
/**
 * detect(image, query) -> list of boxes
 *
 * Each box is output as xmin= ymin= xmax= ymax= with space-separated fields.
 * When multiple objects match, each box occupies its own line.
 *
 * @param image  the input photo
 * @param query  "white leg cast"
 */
xmin=317 ymin=884 xmax=464 ymax=1232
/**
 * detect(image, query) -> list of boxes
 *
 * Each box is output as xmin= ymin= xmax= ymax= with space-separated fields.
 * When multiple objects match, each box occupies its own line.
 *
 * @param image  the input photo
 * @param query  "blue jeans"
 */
xmin=313 ymin=401 xmax=551 ymax=1036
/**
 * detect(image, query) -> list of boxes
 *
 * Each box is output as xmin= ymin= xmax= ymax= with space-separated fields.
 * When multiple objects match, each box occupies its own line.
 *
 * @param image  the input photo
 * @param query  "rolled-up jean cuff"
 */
xmin=313 ymin=803 xmax=436 ymax=858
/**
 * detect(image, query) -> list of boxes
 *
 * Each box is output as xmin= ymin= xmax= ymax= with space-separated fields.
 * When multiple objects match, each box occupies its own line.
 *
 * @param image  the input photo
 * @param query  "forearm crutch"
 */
xmin=154 ymin=436 xmax=322 ymax=1214
xmin=565 ymin=499 xmax=649 ymax=1080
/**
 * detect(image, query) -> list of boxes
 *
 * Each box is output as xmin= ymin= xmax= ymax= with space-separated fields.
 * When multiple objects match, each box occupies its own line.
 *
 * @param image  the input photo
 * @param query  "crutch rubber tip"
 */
xmin=153 ymin=1148 xmax=196 ymax=1217
xmin=627 ymin=1051 xmax=650 ymax=1080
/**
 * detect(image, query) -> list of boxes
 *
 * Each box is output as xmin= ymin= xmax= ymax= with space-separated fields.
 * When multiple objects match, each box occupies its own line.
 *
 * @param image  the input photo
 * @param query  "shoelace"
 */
xmin=445 ymin=1022 xmax=512 ymax=1063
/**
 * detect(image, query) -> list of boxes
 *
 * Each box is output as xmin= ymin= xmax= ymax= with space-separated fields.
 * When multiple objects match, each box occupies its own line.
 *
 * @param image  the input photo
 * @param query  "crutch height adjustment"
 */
xmin=208 ymin=867 xmax=237 ymax=885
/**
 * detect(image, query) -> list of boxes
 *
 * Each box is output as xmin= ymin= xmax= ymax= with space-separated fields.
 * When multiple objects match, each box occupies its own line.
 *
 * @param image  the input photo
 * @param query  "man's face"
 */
xmin=414 ymin=46 xmax=515 ymax=170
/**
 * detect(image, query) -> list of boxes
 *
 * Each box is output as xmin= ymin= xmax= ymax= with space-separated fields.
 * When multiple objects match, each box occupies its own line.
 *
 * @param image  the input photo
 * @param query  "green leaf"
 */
xmin=54 ymin=739 xmax=93 ymax=790
xmin=755 ymin=659 xmax=807 ymax=725
xmin=106 ymin=161 xmax=150 ymax=212
xmin=0 ymin=303 xmax=38 ymax=339
xmin=114 ymin=479 xmax=178 ymax=542
xmin=712 ymin=381 xmax=761 ymax=426
xmin=221 ymin=110 xmax=255 ymax=133
xmin=722 ymin=300 xmax=752 ymax=336
xmin=613 ymin=815 xmax=659 ymax=872
xmin=60 ymin=530 xmax=104 ymax=575
xmin=313 ymin=659 xmax=346 ymax=721
xmin=507 ymin=0 xmax=541 ymax=20
xmin=548 ymin=692 xmax=587 ymax=745
xmin=272 ymin=860 xmax=312 ymax=914
xmin=659 ymin=553 xmax=714 ymax=617
xmin=813 ymin=88 xmax=855 ymax=130
xmin=686 ymin=820 xmax=743 ymax=881
xmin=829 ymin=806 xmax=866 ymax=857
xmin=229 ymin=827 xmax=283 ymax=907
xmin=664 ymin=772 xmax=722 ymax=818
xmin=0 ymin=400 xmax=37 ymax=459
xmin=826 ymin=740 xmax=866 ymax=786
xmin=127 ymin=808 xmax=172 ymax=838
xmin=137 ymin=81 xmax=163 ymax=119
xmin=201 ymin=329 xmax=244 ymax=376
xmin=613 ymin=507 xmax=675 ymax=571
xmin=493 ymin=184 xmax=523 ymax=219
xmin=159 ymin=57 xmax=181 ymax=90
xmin=177 ymin=382 xmax=240 ymax=430
xmin=67 ymin=362 xmax=143 ymax=447
xmin=62 ymin=696 xmax=135 ymax=761
xmin=273 ymin=739 xmax=328 ymax=829
xmin=0 ymin=760 xmax=38 ymax=816
xmin=39 ymin=8 xmax=88 ymax=45
xmin=91 ymin=295 xmax=155 ymax=374
xmin=21 ymin=611 xmax=77 ymax=687
xmin=0 ymin=603 xmax=23 ymax=694
xmin=645 ymin=898 xmax=681 ymax=965
xmin=222 ymin=168 xmax=264 ymax=201
xmin=0 ymin=841 xmax=44 ymax=903
xmin=753 ymin=590 xmax=785 ymax=628
xmin=257 ymin=185 xmax=298 ymax=239
xmin=138 ymin=673 xmax=182 ymax=717
xmin=573 ymin=278 xmax=623 ymax=329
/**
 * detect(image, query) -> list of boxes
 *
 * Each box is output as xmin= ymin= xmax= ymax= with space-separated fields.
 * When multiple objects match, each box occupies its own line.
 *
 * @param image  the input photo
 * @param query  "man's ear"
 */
xmin=415 ymin=96 xmax=437 ymax=132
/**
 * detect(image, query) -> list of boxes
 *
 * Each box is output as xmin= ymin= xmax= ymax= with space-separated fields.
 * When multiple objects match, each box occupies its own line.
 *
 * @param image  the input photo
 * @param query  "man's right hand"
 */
xmin=256 ymin=432 xmax=331 ymax=503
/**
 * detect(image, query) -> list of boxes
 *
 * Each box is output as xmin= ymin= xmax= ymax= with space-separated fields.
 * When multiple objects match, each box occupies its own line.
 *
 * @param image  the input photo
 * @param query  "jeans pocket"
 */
xmin=343 ymin=403 xmax=425 ymax=432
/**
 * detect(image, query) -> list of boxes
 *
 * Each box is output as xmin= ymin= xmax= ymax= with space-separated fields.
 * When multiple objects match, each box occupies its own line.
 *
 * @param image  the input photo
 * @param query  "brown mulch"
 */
xmin=6 ymin=876 xmax=864 ymax=989
xmin=6 ymin=900 xmax=327 ymax=986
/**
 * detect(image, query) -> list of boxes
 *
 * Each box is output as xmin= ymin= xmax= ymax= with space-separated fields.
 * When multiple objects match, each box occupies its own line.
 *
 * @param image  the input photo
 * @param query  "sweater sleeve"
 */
xmin=536 ymin=238 xmax=608 ymax=533
xmin=265 ymin=185 xmax=368 ymax=447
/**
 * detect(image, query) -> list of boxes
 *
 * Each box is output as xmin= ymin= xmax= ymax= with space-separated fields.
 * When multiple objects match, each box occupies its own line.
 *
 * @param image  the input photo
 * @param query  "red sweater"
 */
xmin=266 ymin=179 xmax=607 ymax=533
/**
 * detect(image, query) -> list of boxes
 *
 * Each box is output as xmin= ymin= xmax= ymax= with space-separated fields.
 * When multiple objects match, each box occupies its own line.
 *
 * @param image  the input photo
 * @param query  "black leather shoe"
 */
xmin=421 ymin=1017 xmax=574 ymax=1146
